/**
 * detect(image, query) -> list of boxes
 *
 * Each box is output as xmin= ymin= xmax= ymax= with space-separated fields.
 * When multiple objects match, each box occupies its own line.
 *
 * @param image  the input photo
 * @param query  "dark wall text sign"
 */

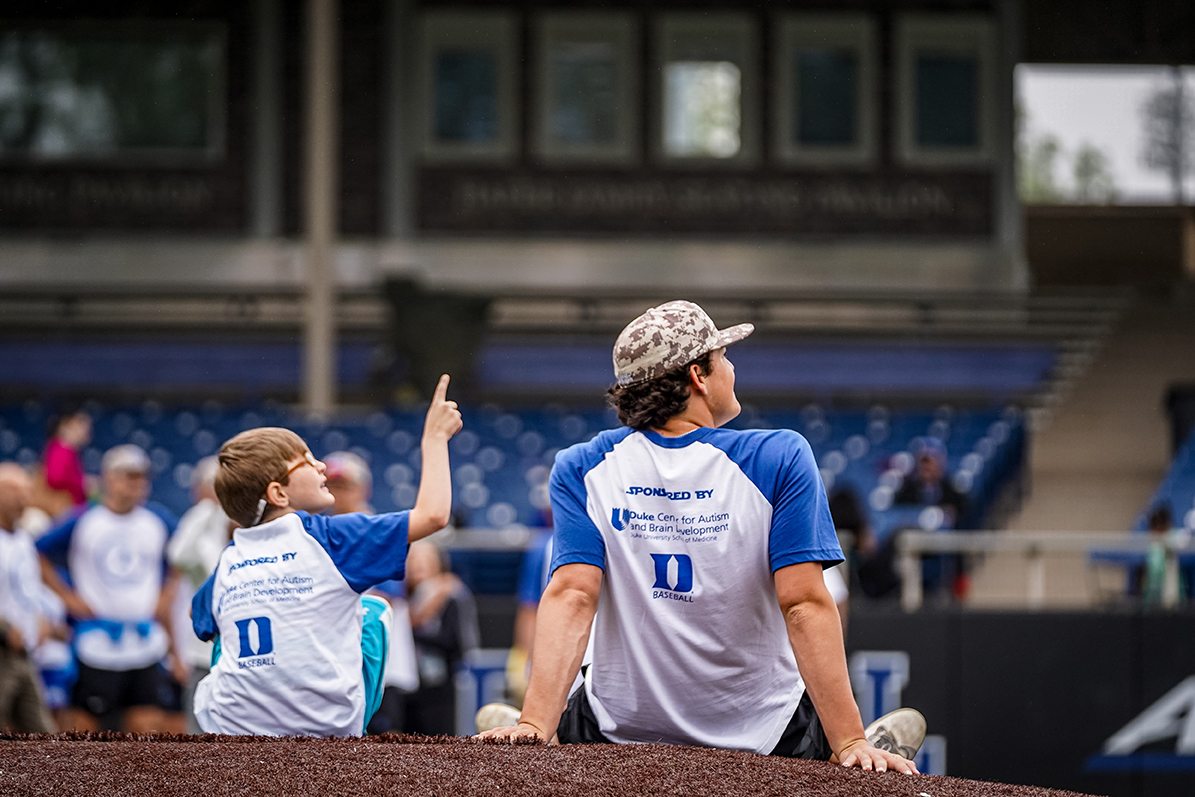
xmin=0 ymin=173 xmax=226 ymax=229
xmin=418 ymin=168 xmax=993 ymax=236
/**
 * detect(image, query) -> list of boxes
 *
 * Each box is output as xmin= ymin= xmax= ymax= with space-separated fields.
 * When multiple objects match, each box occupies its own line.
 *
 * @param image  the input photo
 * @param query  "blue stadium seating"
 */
xmin=0 ymin=401 xmax=1025 ymax=552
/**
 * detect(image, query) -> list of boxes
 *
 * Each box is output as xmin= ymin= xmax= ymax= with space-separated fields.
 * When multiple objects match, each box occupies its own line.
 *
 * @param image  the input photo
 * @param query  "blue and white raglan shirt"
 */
xmin=191 ymin=510 xmax=409 ymax=737
xmin=550 ymin=426 xmax=842 ymax=755
xmin=36 ymin=504 xmax=177 ymax=672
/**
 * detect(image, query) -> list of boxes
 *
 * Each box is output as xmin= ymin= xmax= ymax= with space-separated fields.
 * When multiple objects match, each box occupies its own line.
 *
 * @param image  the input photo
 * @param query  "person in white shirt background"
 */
xmin=323 ymin=450 xmax=421 ymax=735
xmin=0 ymin=462 xmax=67 ymax=732
xmin=166 ymin=456 xmax=233 ymax=733
xmin=36 ymin=445 xmax=180 ymax=733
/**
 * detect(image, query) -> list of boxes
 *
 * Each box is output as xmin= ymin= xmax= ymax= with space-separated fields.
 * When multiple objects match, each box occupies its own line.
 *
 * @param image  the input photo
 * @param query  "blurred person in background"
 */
xmin=1138 ymin=504 xmax=1187 ymax=607
xmin=36 ymin=445 xmax=180 ymax=733
xmin=894 ymin=443 xmax=966 ymax=523
xmin=325 ymin=451 xmax=376 ymax=516
xmin=895 ymin=443 xmax=969 ymax=599
xmin=31 ymin=409 xmax=92 ymax=524
xmin=324 ymin=451 xmax=420 ymax=735
xmin=165 ymin=456 xmax=233 ymax=733
xmin=829 ymin=487 xmax=900 ymax=601
xmin=404 ymin=540 xmax=478 ymax=735
xmin=0 ymin=462 xmax=65 ymax=732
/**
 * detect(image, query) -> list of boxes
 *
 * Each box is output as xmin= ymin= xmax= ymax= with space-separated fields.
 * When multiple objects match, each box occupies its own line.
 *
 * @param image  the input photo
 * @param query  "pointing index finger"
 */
xmin=433 ymin=374 xmax=451 ymax=402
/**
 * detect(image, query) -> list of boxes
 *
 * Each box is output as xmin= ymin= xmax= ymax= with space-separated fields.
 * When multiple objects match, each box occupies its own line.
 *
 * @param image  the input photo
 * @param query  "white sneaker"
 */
xmin=475 ymin=703 xmax=521 ymax=733
xmin=864 ymin=708 xmax=927 ymax=760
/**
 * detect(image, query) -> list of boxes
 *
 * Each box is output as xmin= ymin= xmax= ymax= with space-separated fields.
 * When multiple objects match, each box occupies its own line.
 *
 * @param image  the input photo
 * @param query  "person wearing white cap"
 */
xmin=37 ymin=444 xmax=179 ymax=733
xmin=323 ymin=450 xmax=421 ymax=735
xmin=478 ymin=300 xmax=925 ymax=771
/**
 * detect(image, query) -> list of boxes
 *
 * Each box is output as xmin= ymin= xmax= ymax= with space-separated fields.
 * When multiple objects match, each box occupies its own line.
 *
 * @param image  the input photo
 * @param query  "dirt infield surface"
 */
xmin=0 ymin=733 xmax=1097 ymax=797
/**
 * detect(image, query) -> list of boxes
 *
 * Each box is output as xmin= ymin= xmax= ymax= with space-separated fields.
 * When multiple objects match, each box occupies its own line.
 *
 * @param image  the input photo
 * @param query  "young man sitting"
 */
xmin=191 ymin=375 xmax=461 ymax=737
xmin=478 ymin=302 xmax=924 ymax=771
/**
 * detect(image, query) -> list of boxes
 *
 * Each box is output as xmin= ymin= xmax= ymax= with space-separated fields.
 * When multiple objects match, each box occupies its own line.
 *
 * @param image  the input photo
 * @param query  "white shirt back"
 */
xmin=192 ymin=509 xmax=409 ymax=737
xmin=550 ymin=427 xmax=841 ymax=754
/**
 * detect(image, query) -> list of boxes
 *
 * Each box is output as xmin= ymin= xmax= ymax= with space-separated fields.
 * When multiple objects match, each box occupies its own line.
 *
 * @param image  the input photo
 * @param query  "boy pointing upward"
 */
xmin=192 ymin=375 xmax=462 ymax=737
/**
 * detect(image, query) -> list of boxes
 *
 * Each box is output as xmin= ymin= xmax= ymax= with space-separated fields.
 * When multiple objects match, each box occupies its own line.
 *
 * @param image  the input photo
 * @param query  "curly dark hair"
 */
xmin=606 ymin=351 xmax=713 ymax=431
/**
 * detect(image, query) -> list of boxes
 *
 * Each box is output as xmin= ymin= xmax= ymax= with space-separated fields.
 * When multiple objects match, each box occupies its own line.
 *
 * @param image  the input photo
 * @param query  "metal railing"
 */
xmin=896 ymin=530 xmax=1194 ymax=611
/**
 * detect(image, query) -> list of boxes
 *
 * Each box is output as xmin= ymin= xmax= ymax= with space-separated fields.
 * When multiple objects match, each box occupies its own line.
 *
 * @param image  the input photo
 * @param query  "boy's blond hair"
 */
xmin=215 ymin=427 xmax=308 ymax=527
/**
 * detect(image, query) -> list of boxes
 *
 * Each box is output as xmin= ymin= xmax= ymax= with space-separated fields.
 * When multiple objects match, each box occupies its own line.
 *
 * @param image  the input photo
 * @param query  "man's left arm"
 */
xmin=775 ymin=562 xmax=916 ymax=774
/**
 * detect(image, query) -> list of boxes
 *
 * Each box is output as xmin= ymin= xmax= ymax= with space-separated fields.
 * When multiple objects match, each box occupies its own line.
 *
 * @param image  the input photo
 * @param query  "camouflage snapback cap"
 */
xmin=613 ymin=300 xmax=754 ymax=386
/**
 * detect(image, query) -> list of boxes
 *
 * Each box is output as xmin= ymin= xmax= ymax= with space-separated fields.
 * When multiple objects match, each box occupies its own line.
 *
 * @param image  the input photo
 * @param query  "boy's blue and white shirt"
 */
xmin=550 ymin=426 xmax=842 ymax=755
xmin=191 ymin=510 xmax=409 ymax=737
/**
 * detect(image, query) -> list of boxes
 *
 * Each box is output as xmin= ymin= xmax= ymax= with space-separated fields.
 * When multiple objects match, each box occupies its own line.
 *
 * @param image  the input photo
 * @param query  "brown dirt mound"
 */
xmin=0 ymin=733 xmax=1097 ymax=797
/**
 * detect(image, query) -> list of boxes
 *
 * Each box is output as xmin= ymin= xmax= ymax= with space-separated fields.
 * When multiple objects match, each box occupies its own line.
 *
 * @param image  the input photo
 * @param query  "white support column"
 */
xmin=381 ymin=0 xmax=415 ymax=238
xmin=250 ymin=0 xmax=283 ymax=238
xmin=1026 ymin=546 xmax=1046 ymax=609
xmin=1162 ymin=543 xmax=1182 ymax=609
xmin=899 ymin=549 xmax=924 ymax=612
xmin=303 ymin=0 xmax=339 ymax=417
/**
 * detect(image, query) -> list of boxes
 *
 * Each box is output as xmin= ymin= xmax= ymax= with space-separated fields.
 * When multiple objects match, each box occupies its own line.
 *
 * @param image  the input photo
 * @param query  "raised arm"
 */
xmin=774 ymin=561 xmax=916 ymax=774
xmin=478 ymin=562 xmax=601 ymax=742
xmin=409 ymin=374 xmax=463 ymax=542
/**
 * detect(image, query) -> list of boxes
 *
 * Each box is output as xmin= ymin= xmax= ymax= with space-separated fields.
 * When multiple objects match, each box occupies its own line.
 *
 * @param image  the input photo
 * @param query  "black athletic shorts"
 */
xmin=73 ymin=662 xmax=161 ymax=717
xmin=556 ymin=671 xmax=832 ymax=760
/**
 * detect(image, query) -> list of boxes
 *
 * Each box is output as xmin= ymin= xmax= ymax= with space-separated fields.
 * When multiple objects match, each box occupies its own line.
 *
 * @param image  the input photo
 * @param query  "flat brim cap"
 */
xmin=613 ymin=300 xmax=754 ymax=386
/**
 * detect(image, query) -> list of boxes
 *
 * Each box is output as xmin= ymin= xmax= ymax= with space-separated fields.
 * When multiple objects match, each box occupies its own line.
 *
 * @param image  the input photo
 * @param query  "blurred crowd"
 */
xmin=0 ymin=409 xmax=478 ymax=734
xmin=2 ymin=406 xmax=1184 ymax=734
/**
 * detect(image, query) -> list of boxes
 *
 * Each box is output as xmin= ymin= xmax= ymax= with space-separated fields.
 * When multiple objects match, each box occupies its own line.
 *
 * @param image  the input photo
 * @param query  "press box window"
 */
xmin=534 ymin=12 xmax=638 ymax=164
xmin=420 ymin=11 xmax=518 ymax=162
xmin=663 ymin=61 xmax=741 ymax=158
xmin=916 ymin=54 xmax=979 ymax=147
xmin=0 ymin=24 xmax=225 ymax=162
xmin=772 ymin=14 xmax=876 ymax=167
xmin=551 ymin=44 xmax=616 ymax=145
xmin=895 ymin=14 xmax=995 ymax=166
xmin=434 ymin=52 xmax=498 ymax=143
xmin=655 ymin=13 xmax=758 ymax=165
xmin=796 ymin=50 xmax=857 ymax=145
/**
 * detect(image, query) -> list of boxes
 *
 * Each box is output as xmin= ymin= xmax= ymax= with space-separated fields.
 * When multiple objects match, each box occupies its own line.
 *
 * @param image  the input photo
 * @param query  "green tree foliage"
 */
xmin=1073 ymin=143 xmax=1117 ymax=204
xmin=1018 ymin=132 xmax=1064 ymax=203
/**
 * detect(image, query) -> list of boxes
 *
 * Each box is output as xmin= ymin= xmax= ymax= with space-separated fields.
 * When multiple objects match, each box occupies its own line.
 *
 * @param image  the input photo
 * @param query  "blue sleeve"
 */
xmin=548 ymin=448 xmax=605 ymax=574
xmin=370 ymin=579 xmax=406 ymax=598
xmin=300 ymin=511 xmax=411 ymax=593
xmin=146 ymin=503 xmax=180 ymax=579
xmin=147 ymin=503 xmax=180 ymax=536
xmin=765 ymin=433 xmax=844 ymax=572
xmin=35 ymin=509 xmax=83 ymax=569
xmin=192 ymin=573 xmax=218 ymax=642
xmin=516 ymin=532 xmax=551 ymax=605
